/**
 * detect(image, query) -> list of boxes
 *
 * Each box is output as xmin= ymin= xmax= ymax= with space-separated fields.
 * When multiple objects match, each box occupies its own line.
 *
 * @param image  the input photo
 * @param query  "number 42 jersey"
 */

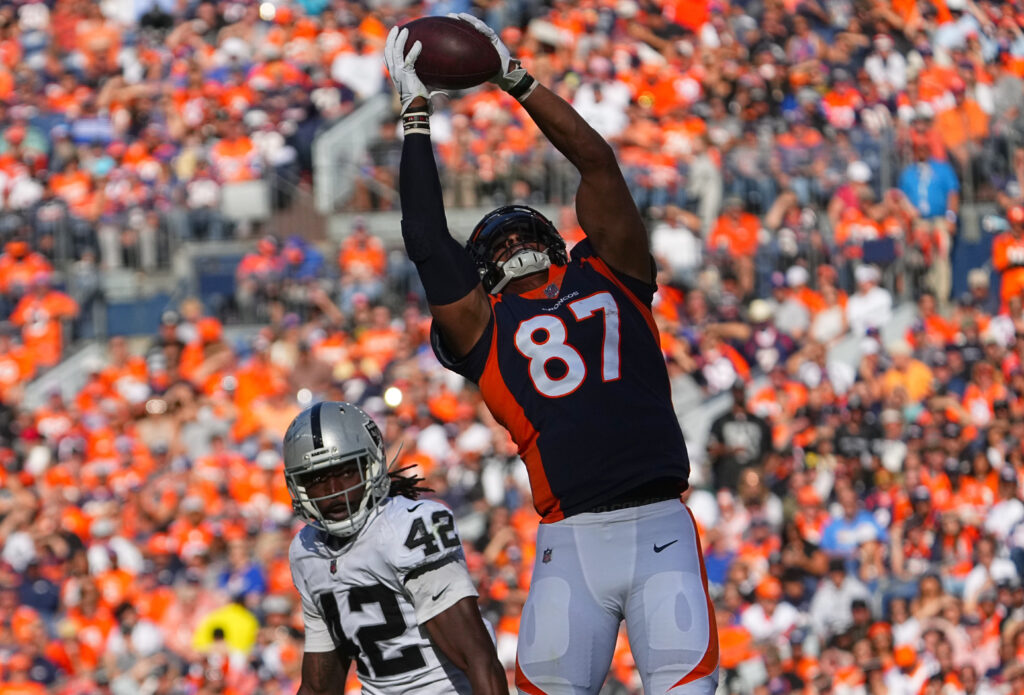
xmin=289 ymin=496 xmax=480 ymax=695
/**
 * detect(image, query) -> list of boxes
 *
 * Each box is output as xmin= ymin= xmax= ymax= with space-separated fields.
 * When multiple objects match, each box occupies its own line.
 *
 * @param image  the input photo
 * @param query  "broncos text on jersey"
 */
xmin=290 ymin=496 xmax=479 ymax=695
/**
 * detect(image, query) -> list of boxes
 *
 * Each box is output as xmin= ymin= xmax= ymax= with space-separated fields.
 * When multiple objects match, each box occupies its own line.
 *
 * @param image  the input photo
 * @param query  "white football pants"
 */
xmin=515 ymin=499 xmax=719 ymax=695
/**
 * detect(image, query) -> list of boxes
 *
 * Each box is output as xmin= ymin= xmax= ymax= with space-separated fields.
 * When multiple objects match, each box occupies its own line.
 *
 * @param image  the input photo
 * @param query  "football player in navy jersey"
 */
xmin=386 ymin=15 xmax=718 ymax=695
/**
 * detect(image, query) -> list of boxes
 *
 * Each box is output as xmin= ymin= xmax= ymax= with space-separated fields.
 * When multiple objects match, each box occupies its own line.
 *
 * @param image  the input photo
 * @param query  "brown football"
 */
xmin=402 ymin=16 xmax=501 ymax=90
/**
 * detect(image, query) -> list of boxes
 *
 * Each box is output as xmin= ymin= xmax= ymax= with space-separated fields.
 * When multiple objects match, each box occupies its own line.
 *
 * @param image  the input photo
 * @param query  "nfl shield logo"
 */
xmin=544 ymin=284 xmax=558 ymax=298
xmin=330 ymin=559 xmax=337 ymax=574
xmin=542 ymin=548 xmax=552 ymax=564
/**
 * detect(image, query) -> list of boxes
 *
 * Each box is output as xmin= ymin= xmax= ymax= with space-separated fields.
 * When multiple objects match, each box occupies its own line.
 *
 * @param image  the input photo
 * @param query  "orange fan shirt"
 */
xmin=709 ymin=213 xmax=761 ymax=257
xmin=992 ymin=231 xmax=1024 ymax=305
xmin=338 ymin=237 xmax=386 ymax=278
xmin=10 ymin=291 xmax=78 ymax=368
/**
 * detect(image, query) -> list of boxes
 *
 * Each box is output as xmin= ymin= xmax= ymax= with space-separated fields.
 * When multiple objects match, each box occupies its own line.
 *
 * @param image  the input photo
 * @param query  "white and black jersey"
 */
xmin=290 ymin=496 xmax=479 ymax=695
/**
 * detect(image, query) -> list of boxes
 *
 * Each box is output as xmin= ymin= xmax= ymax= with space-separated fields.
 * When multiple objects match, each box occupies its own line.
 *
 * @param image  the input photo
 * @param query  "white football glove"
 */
xmin=450 ymin=13 xmax=535 ymax=98
xmin=385 ymin=26 xmax=439 ymax=115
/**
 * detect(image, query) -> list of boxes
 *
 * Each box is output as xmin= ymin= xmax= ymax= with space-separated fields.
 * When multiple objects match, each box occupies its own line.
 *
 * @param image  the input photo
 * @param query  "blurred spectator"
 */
xmin=899 ymin=136 xmax=960 ymax=306
xmin=708 ymin=381 xmax=772 ymax=493
xmin=882 ymin=339 xmax=934 ymax=402
xmin=937 ymin=78 xmax=990 ymax=191
xmin=0 ymin=241 xmax=51 ymax=312
xmin=337 ymin=217 xmax=386 ymax=313
xmin=846 ymin=265 xmax=893 ymax=336
xmin=235 ymin=236 xmax=283 ymax=322
xmin=821 ymin=486 xmax=888 ymax=561
xmin=962 ymin=535 xmax=1018 ymax=611
xmin=810 ymin=557 xmax=871 ymax=642
xmin=741 ymin=577 xmax=800 ymax=644
xmin=994 ymin=205 xmax=1024 ymax=310
xmin=865 ymin=34 xmax=907 ymax=98
xmin=9 ymin=273 xmax=77 ymax=369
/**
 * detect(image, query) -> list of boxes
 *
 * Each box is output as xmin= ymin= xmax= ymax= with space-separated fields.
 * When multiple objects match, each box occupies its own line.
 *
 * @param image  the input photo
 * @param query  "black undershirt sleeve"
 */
xmin=399 ymin=132 xmax=481 ymax=306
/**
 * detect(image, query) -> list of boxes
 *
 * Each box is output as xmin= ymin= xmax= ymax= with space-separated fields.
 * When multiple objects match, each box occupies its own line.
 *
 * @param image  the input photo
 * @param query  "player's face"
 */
xmin=491 ymin=231 xmax=544 ymax=264
xmin=299 ymin=459 xmax=366 ymax=521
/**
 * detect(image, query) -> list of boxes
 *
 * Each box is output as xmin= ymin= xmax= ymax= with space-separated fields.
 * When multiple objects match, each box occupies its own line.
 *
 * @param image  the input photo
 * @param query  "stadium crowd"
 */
xmin=0 ymin=0 xmax=374 ymax=280
xmin=0 ymin=0 xmax=1023 ymax=694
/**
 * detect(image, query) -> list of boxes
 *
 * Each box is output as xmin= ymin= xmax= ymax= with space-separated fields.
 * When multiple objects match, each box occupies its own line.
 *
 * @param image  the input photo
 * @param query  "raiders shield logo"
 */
xmin=365 ymin=418 xmax=384 ymax=453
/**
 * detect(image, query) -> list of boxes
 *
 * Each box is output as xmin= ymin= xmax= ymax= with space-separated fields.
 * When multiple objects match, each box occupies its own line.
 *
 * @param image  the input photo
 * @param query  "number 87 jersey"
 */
xmin=433 ymin=239 xmax=692 ymax=523
xmin=289 ymin=496 xmax=481 ymax=695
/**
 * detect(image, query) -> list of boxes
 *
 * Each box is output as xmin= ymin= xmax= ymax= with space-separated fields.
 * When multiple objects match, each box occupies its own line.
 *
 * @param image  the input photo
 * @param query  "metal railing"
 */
xmin=313 ymin=93 xmax=392 ymax=214
xmin=265 ymin=169 xmax=326 ymax=240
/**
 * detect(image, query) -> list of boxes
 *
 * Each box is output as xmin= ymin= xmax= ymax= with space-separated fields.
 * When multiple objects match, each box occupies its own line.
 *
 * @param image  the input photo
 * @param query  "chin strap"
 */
xmin=490 ymin=249 xmax=551 ymax=295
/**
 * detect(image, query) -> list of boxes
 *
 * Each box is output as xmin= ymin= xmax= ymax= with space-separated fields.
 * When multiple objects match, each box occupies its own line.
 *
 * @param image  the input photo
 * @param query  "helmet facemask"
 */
xmin=285 ymin=444 xmax=390 ymax=538
xmin=487 ymin=224 xmax=553 ymax=294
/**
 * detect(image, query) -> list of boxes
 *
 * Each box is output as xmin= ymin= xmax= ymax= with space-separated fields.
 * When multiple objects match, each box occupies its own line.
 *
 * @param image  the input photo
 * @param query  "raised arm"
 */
xmin=521 ymin=86 xmax=652 ymax=282
xmin=455 ymin=14 xmax=652 ymax=284
xmin=424 ymin=597 xmax=507 ymax=695
xmin=385 ymin=28 xmax=492 ymax=359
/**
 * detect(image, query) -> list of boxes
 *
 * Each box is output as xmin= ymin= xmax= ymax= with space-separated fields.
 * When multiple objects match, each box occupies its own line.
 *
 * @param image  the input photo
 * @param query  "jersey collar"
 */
xmin=516 ymin=264 xmax=568 ymax=300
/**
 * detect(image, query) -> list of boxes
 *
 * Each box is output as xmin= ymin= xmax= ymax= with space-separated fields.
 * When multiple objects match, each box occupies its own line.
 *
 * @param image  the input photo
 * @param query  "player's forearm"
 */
xmin=297 ymin=651 xmax=347 ymax=695
xmin=464 ymin=657 xmax=508 ymax=695
xmin=399 ymin=102 xmax=448 ymax=236
xmin=520 ymin=84 xmax=616 ymax=174
xmin=398 ymin=107 xmax=480 ymax=307
xmin=426 ymin=598 xmax=507 ymax=695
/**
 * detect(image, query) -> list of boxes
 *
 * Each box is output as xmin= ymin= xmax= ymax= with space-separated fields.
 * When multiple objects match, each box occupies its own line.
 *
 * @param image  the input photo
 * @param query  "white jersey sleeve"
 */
xmin=290 ymin=528 xmax=339 ymax=653
xmin=384 ymin=497 xmax=479 ymax=625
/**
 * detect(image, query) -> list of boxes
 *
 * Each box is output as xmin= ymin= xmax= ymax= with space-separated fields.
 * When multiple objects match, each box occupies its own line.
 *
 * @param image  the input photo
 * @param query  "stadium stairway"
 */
xmin=313 ymin=93 xmax=391 ymax=216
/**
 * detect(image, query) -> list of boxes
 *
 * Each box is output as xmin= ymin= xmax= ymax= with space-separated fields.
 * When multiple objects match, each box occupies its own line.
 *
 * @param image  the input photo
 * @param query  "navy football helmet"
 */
xmin=466 ymin=205 xmax=568 ymax=294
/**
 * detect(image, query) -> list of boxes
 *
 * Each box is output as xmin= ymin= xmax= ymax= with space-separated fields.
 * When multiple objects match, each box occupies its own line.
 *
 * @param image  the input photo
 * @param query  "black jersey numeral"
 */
xmin=318 ymin=592 xmax=369 ymax=676
xmin=349 ymin=584 xmax=427 ymax=677
xmin=432 ymin=510 xmax=461 ymax=549
xmin=404 ymin=517 xmax=441 ymax=555
xmin=404 ymin=511 xmax=461 ymax=556
xmin=319 ymin=586 xmax=427 ymax=679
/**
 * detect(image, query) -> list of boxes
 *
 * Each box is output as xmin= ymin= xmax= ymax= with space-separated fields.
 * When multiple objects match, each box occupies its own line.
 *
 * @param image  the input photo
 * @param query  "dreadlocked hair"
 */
xmin=388 ymin=465 xmax=433 ymax=500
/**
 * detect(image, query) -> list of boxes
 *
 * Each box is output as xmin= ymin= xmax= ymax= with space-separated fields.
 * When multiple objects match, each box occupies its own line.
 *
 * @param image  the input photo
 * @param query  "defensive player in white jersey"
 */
xmin=284 ymin=402 xmax=506 ymax=695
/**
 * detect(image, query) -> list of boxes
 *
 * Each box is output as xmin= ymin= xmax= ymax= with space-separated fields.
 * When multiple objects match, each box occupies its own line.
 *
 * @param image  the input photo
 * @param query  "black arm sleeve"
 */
xmin=399 ymin=133 xmax=481 ymax=306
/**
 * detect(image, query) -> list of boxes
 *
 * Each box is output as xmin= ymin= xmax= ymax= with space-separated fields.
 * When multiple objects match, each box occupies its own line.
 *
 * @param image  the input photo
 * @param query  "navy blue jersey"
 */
xmin=432 ymin=240 xmax=690 ymax=521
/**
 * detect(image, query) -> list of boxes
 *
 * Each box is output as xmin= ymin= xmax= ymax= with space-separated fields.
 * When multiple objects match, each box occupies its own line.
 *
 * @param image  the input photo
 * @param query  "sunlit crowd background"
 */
xmin=1 ymin=0 xmax=1024 ymax=694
